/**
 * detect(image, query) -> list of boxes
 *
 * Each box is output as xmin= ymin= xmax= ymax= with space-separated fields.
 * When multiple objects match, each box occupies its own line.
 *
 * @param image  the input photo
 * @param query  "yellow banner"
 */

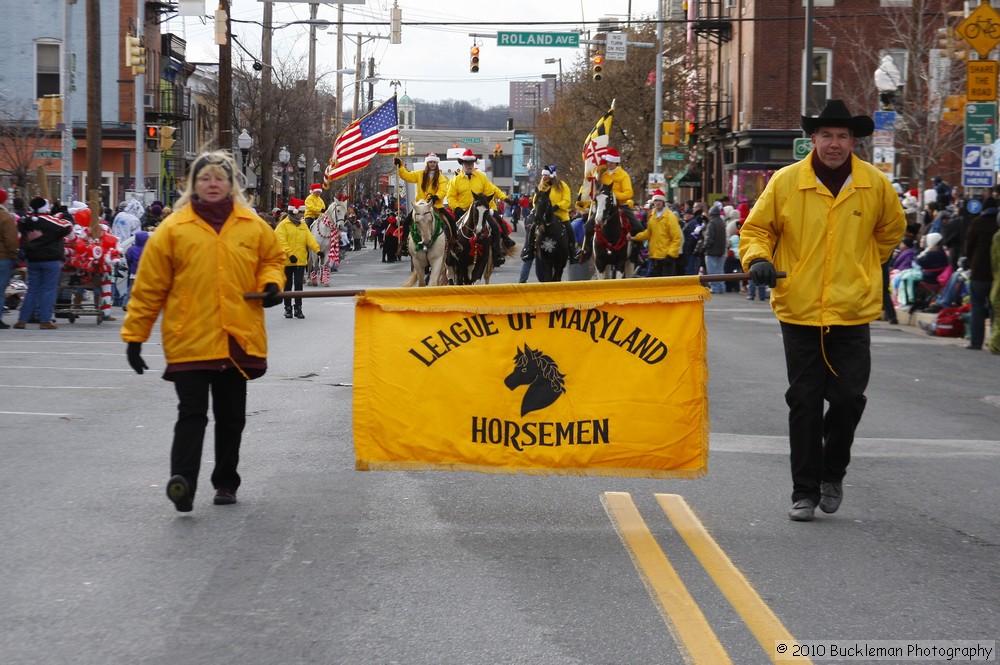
xmin=353 ymin=276 xmax=710 ymax=478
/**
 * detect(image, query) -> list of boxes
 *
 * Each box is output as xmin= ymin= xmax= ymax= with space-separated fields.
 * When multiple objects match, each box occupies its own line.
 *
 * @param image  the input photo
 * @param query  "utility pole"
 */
xmin=335 ymin=4 xmax=344 ymax=136
xmin=62 ymin=0 xmax=76 ymax=200
xmin=652 ymin=0 xmax=663 ymax=178
xmin=218 ymin=0 xmax=232 ymax=151
xmin=134 ymin=0 xmax=145 ymax=198
xmin=86 ymin=0 xmax=102 ymax=235
xmin=306 ymin=3 xmax=318 ymax=189
xmin=260 ymin=0 xmax=273 ymax=209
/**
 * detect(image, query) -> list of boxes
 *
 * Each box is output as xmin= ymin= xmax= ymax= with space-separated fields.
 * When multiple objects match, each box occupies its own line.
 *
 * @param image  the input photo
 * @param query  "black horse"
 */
xmin=452 ymin=193 xmax=494 ymax=285
xmin=583 ymin=183 xmax=636 ymax=279
xmin=528 ymin=188 xmax=570 ymax=283
xmin=503 ymin=345 xmax=566 ymax=417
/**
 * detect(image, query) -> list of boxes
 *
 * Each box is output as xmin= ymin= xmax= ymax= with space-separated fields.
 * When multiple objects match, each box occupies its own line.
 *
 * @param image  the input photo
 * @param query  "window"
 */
xmin=36 ymin=41 xmax=61 ymax=97
xmin=803 ymin=49 xmax=831 ymax=115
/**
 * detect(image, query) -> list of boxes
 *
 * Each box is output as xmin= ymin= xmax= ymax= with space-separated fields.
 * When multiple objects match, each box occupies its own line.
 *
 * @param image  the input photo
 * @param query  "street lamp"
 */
xmin=279 ymin=145 xmax=290 ymax=204
xmin=237 ymin=128 xmax=253 ymax=181
xmin=544 ymin=57 xmax=562 ymax=90
xmin=297 ymin=154 xmax=306 ymax=196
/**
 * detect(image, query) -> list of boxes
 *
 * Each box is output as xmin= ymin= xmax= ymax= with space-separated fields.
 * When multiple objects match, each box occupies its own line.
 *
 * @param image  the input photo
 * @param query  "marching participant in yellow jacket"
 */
xmin=447 ymin=149 xmax=510 ymax=266
xmin=630 ymin=189 xmax=681 ymax=276
xmin=275 ymin=210 xmax=321 ymax=319
xmin=121 ymin=150 xmax=286 ymax=513
xmin=739 ymin=99 xmax=905 ymax=523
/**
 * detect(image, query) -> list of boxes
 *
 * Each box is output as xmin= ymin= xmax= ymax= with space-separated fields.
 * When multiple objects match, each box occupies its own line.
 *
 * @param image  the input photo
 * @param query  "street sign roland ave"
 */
xmin=967 ymin=60 xmax=999 ymax=102
xmin=496 ymin=31 xmax=579 ymax=48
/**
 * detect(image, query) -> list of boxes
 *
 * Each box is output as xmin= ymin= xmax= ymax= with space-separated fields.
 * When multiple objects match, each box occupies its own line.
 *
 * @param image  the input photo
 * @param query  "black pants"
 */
xmin=283 ymin=265 xmax=305 ymax=310
xmin=171 ymin=369 xmax=248 ymax=495
xmin=780 ymin=322 xmax=870 ymax=504
xmin=648 ymin=257 xmax=675 ymax=277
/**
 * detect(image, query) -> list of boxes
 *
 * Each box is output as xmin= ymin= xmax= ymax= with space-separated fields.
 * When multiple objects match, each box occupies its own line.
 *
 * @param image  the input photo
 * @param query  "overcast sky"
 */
xmin=167 ymin=0 xmax=664 ymax=108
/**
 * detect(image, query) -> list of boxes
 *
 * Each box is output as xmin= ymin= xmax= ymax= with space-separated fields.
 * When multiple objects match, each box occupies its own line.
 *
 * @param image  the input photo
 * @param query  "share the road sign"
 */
xmin=496 ymin=32 xmax=579 ymax=47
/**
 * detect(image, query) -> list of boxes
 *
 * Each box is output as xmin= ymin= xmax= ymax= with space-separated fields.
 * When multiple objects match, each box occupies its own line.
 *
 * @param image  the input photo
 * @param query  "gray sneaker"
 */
xmin=788 ymin=499 xmax=816 ymax=522
xmin=819 ymin=481 xmax=843 ymax=514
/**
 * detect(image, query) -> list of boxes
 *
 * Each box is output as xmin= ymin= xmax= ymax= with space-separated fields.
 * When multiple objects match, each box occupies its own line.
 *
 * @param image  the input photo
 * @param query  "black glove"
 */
xmin=289 ymin=255 xmax=298 ymax=264
xmin=262 ymin=282 xmax=282 ymax=308
xmin=394 ymin=157 xmax=402 ymax=167
xmin=748 ymin=258 xmax=778 ymax=288
xmin=126 ymin=342 xmax=148 ymax=375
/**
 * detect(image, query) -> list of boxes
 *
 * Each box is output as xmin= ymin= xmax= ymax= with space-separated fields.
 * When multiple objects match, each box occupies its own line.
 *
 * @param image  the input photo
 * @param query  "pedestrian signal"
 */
xmin=146 ymin=125 xmax=159 ymax=151
xmin=470 ymin=46 xmax=480 ymax=73
xmin=592 ymin=54 xmax=604 ymax=81
xmin=684 ymin=121 xmax=697 ymax=145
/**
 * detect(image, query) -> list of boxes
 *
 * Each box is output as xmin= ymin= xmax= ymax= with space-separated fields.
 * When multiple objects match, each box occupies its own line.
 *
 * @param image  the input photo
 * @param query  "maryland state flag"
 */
xmin=580 ymin=103 xmax=614 ymax=206
xmin=353 ymin=277 xmax=710 ymax=478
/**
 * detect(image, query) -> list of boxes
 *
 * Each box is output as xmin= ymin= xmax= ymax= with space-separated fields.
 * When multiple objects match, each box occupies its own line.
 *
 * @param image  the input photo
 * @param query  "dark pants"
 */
xmin=968 ymin=279 xmax=993 ymax=349
xmin=649 ymin=257 xmax=675 ymax=277
xmin=171 ymin=369 xmax=248 ymax=495
xmin=780 ymin=323 xmax=870 ymax=504
xmin=283 ymin=265 xmax=305 ymax=310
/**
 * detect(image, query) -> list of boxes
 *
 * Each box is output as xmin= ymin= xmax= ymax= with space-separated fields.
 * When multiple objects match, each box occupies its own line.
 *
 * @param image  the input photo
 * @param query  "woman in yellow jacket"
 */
xmin=121 ymin=150 xmax=286 ymax=512
xmin=394 ymin=152 xmax=450 ymax=256
xmin=629 ymin=189 xmax=681 ymax=276
xmin=275 ymin=210 xmax=321 ymax=319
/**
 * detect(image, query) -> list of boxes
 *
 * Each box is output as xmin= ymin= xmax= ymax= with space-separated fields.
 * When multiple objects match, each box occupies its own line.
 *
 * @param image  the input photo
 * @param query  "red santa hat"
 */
xmin=651 ymin=189 xmax=666 ymax=202
xmin=0 ymin=189 xmax=8 ymax=205
xmin=425 ymin=153 xmax=440 ymax=163
xmin=603 ymin=148 xmax=621 ymax=164
xmin=309 ymin=183 xmax=323 ymax=192
xmin=458 ymin=148 xmax=477 ymax=162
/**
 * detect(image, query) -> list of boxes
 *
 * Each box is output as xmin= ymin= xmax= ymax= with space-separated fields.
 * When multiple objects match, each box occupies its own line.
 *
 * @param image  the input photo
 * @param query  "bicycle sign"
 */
xmin=958 ymin=2 xmax=1000 ymax=57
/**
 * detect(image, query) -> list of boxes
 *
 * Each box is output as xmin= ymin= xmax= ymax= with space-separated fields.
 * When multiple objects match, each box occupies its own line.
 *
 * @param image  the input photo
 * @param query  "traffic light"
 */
xmin=592 ymin=54 xmax=604 ymax=81
xmin=492 ymin=143 xmax=503 ymax=158
xmin=661 ymin=121 xmax=680 ymax=147
xmin=146 ymin=125 xmax=159 ymax=151
xmin=125 ymin=36 xmax=145 ymax=75
xmin=683 ymin=121 xmax=697 ymax=145
xmin=159 ymin=126 xmax=176 ymax=151
xmin=936 ymin=26 xmax=968 ymax=61
xmin=470 ymin=45 xmax=480 ymax=73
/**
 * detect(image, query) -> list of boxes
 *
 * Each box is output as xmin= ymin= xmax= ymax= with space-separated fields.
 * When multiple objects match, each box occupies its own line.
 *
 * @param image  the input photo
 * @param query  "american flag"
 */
xmin=324 ymin=96 xmax=399 ymax=185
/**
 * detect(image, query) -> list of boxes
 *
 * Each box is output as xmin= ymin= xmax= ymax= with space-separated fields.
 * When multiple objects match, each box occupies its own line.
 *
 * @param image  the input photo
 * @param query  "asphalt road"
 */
xmin=2 ymin=230 xmax=998 ymax=665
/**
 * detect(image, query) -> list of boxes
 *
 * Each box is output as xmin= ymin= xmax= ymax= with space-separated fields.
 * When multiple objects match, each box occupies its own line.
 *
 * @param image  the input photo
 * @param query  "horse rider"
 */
xmin=593 ymin=147 xmax=644 ymax=262
xmin=533 ymin=165 xmax=576 ymax=258
xmin=446 ymin=148 xmax=510 ymax=267
xmin=303 ymin=183 xmax=326 ymax=225
xmin=394 ymin=152 xmax=454 ymax=257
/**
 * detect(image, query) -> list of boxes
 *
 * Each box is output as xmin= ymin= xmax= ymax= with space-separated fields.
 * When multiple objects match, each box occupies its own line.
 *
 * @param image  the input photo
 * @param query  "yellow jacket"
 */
xmin=121 ymin=203 xmax=286 ymax=363
xmin=304 ymin=192 xmax=326 ymax=219
xmin=397 ymin=165 xmax=448 ymax=208
xmin=446 ymin=170 xmax=506 ymax=211
xmin=739 ymin=153 xmax=906 ymax=326
xmin=599 ymin=166 xmax=634 ymax=208
xmin=632 ymin=206 xmax=681 ymax=259
xmin=534 ymin=180 xmax=572 ymax=222
xmin=275 ymin=217 xmax=321 ymax=266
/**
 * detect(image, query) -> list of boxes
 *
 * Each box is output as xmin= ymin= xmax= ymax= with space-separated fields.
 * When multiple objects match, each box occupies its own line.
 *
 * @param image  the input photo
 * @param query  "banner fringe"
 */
xmin=355 ymin=459 xmax=708 ymax=479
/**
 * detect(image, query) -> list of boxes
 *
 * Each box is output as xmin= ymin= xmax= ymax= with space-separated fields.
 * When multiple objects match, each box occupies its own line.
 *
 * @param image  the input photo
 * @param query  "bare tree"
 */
xmin=0 ymin=95 xmax=55 ymax=197
xmin=834 ymin=0 xmax=965 ymax=196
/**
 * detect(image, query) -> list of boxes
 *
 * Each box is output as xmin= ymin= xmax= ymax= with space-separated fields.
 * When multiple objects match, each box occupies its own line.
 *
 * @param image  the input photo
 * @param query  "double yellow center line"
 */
xmin=602 ymin=492 xmax=812 ymax=664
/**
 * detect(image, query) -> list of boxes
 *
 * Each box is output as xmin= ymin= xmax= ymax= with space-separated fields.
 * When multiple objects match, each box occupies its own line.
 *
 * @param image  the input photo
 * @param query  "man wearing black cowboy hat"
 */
xmin=739 ymin=99 xmax=906 ymax=522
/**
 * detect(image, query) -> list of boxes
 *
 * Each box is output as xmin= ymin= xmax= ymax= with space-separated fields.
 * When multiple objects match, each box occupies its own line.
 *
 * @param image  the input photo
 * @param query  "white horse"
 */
xmin=403 ymin=199 xmax=448 ymax=287
xmin=308 ymin=199 xmax=348 ymax=286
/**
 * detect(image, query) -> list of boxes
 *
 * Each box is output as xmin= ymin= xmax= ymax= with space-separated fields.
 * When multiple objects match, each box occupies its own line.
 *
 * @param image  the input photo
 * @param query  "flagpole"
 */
xmin=244 ymin=273 xmax=786 ymax=300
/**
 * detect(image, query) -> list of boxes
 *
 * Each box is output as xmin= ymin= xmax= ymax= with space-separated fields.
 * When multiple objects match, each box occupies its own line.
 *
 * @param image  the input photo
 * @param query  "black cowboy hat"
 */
xmin=800 ymin=99 xmax=874 ymax=138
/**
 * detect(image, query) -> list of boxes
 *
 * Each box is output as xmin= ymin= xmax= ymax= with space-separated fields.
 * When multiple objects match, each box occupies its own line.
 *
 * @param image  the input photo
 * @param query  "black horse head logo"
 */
xmin=503 ymin=345 xmax=567 ymax=417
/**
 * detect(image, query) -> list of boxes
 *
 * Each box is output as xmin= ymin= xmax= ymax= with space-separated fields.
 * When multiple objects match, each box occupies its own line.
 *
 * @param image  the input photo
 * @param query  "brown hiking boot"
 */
xmin=40 ymin=322 xmax=59 ymax=330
